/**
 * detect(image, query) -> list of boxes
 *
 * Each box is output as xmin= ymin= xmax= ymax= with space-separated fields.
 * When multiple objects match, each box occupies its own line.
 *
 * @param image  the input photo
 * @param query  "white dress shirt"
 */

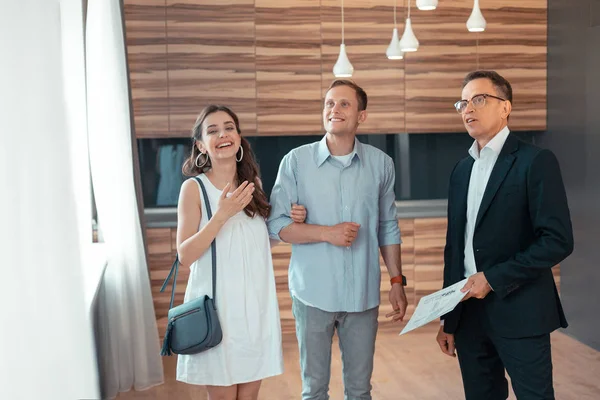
xmin=463 ymin=126 xmax=511 ymax=278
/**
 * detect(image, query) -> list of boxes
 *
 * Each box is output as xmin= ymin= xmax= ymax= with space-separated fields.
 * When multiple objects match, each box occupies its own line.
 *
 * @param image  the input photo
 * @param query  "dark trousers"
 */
xmin=454 ymin=299 xmax=554 ymax=400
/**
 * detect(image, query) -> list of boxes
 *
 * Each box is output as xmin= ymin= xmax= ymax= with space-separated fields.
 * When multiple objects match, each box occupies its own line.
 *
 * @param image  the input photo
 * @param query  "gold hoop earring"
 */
xmin=195 ymin=152 xmax=209 ymax=168
xmin=236 ymin=146 xmax=244 ymax=162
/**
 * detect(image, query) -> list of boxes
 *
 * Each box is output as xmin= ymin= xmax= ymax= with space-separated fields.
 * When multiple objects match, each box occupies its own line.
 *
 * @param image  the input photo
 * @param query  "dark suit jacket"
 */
xmin=442 ymin=133 xmax=574 ymax=338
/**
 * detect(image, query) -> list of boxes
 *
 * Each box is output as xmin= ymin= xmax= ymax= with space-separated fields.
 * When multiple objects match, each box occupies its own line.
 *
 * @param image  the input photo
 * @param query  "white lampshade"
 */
xmin=333 ymin=44 xmax=354 ymax=77
xmin=386 ymin=28 xmax=404 ymax=60
xmin=467 ymin=0 xmax=486 ymax=32
xmin=416 ymin=0 xmax=438 ymax=11
xmin=399 ymin=18 xmax=419 ymax=52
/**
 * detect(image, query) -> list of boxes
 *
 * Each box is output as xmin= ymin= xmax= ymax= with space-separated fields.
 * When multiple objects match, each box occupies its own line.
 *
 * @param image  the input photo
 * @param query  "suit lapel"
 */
xmin=474 ymin=134 xmax=518 ymax=231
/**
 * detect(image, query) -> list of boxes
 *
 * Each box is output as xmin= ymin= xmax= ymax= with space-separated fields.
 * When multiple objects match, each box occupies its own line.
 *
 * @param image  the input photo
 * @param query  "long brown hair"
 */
xmin=182 ymin=105 xmax=270 ymax=219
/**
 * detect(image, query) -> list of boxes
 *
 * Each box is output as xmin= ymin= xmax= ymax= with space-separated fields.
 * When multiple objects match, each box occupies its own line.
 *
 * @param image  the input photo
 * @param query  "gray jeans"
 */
xmin=292 ymin=296 xmax=379 ymax=400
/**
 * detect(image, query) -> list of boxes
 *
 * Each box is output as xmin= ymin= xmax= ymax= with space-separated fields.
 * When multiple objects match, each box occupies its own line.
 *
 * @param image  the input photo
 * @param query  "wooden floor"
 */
xmin=117 ymin=323 xmax=600 ymax=400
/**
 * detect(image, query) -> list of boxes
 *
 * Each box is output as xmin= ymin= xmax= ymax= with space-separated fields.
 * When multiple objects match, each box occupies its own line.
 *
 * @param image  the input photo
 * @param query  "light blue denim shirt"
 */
xmin=267 ymin=136 xmax=402 ymax=313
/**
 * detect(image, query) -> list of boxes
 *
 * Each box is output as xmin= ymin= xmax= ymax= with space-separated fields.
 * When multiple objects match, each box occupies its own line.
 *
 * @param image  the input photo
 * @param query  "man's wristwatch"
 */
xmin=390 ymin=275 xmax=407 ymax=286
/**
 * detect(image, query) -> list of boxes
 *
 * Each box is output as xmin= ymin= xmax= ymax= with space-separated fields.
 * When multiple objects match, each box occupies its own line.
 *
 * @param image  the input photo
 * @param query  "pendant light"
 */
xmin=333 ymin=0 xmax=354 ymax=77
xmin=399 ymin=0 xmax=419 ymax=52
xmin=386 ymin=0 xmax=404 ymax=60
xmin=467 ymin=0 xmax=487 ymax=32
xmin=416 ymin=0 xmax=438 ymax=11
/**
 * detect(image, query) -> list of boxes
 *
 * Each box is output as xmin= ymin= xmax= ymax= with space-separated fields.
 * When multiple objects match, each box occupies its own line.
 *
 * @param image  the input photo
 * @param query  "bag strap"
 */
xmin=160 ymin=176 xmax=217 ymax=309
xmin=196 ymin=177 xmax=217 ymax=306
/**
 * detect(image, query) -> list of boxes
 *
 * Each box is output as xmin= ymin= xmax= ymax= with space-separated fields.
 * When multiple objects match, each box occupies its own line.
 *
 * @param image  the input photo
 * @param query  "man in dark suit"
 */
xmin=436 ymin=70 xmax=574 ymax=400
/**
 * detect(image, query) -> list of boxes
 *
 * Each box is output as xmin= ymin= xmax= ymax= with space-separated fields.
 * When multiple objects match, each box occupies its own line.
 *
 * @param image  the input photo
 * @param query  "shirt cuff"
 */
xmin=267 ymin=216 xmax=294 ymax=241
xmin=377 ymin=220 xmax=402 ymax=246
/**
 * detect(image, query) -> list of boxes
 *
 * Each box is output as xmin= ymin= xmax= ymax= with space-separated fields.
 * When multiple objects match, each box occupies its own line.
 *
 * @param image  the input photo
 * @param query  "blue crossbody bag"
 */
xmin=160 ymin=177 xmax=223 ymax=356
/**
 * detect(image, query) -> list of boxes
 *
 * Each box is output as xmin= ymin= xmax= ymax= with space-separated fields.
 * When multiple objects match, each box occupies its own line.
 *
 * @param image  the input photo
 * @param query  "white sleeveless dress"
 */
xmin=176 ymin=174 xmax=284 ymax=386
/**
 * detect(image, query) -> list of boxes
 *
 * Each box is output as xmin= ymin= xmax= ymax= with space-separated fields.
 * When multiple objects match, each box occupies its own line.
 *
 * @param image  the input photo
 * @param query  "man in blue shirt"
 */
xmin=267 ymin=79 xmax=408 ymax=400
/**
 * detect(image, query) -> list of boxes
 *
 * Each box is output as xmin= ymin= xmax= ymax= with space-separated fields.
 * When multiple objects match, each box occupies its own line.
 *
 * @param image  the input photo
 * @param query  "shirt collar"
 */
xmin=468 ymin=126 xmax=511 ymax=160
xmin=315 ymin=135 xmax=362 ymax=167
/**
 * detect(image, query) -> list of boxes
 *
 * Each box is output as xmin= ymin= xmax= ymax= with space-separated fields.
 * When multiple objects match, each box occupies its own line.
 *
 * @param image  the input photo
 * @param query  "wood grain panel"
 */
xmin=170 ymin=228 xmax=177 ymax=253
xmin=147 ymin=227 xmax=172 ymax=254
xmin=404 ymin=0 xmax=479 ymax=133
xmin=124 ymin=0 xmax=169 ymax=138
xmin=166 ymin=0 xmax=257 ymax=137
xmin=321 ymin=0 xmax=405 ymax=134
xmin=405 ymin=0 xmax=547 ymax=133
xmin=255 ymin=0 xmax=322 ymax=135
xmin=477 ymin=0 xmax=547 ymax=131
xmin=380 ymin=219 xmax=416 ymax=321
xmin=125 ymin=0 xmax=547 ymax=137
xmin=413 ymin=218 xmax=447 ymax=304
xmin=146 ymin=218 xmax=561 ymax=339
xmin=271 ymin=242 xmax=295 ymax=336
xmin=147 ymin=227 xmax=181 ymax=337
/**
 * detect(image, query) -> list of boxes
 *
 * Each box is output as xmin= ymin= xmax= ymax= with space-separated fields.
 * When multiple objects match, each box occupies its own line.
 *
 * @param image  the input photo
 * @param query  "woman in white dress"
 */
xmin=175 ymin=105 xmax=306 ymax=400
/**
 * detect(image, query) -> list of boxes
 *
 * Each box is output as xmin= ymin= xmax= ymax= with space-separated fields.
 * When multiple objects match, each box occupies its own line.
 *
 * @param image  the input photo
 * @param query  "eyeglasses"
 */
xmin=454 ymin=93 xmax=506 ymax=114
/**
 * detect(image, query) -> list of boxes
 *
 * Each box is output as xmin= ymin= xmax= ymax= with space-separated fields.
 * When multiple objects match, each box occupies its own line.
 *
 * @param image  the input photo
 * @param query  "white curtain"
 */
xmin=0 ymin=1 xmax=99 ymax=399
xmin=86 ymin=0 xmax=164 ymax=397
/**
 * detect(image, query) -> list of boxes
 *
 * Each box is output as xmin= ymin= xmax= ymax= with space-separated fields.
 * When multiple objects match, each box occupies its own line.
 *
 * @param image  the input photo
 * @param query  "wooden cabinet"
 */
xmin=125 ymin=0 xmax=547 ymax=137
xmin=166 ymin=0 xmax=257 ymax=136
xmin=124 ymin=0 xmax=170 ymax=138
xmin=321 ymin=0 xmax=406 ymax=135
xmin=255 ymin=0 xmax=323 ymax=136
xmin=476 ymin=0 xmax=547 ymax=131
xmin=403 ymin=0 xmax=547 ymax=133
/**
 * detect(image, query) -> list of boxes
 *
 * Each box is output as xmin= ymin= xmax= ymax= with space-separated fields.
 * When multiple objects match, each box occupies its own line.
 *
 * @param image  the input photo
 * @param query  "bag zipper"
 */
xmin=171 ymin=308 xmax=200 ymax=322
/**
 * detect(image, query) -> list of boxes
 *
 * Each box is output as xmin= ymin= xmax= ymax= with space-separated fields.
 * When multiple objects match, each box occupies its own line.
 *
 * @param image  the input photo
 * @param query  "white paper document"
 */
xmin=400 ymin=278 xmax=469 ymax=335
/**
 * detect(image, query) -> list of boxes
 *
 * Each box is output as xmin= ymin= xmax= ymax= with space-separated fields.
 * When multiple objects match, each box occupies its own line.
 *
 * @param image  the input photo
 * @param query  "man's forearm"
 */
xmin=380 ymin=244 xmax=402 ymax=278
xmin=279 ymin=222 xmax=329 ymax=244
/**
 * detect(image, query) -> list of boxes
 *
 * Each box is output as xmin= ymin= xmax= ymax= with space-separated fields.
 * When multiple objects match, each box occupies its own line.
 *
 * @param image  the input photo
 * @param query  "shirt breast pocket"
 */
xmin=359 ymin=182 xmax=380 ymax=213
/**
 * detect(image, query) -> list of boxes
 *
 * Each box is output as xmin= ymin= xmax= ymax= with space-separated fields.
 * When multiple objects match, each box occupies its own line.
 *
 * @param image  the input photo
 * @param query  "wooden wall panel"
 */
xmin=255 ymin=1 xmax=323 ymax=136
xmin=379 ymin=219 xmax=416 ymax=324
xmin=147 ymin=228 xmax=181 ymax=338
xmin=125 ymin=0 xmax=547 ymax=137
xmin=404 ymin=0 xmax=547 ymax=133
xmin=271 ymin=242 xmax=295 ymax=336
xmin=124 ymin=0 xmax=170 ymax=138
xmin=166 ymin=0 xmax=257 ymax=137
xmin=321 ymin=0 xmax=405 ymax=134
xmin=413 ymin=218 xmax=447 ymax=304
xmin=404 ymin=0 xmax=480 ymax=133
xmin=147 ymin=217 xmax=561 ymax=339
xmin=477 ymin=0 xmax=547 ymax=131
